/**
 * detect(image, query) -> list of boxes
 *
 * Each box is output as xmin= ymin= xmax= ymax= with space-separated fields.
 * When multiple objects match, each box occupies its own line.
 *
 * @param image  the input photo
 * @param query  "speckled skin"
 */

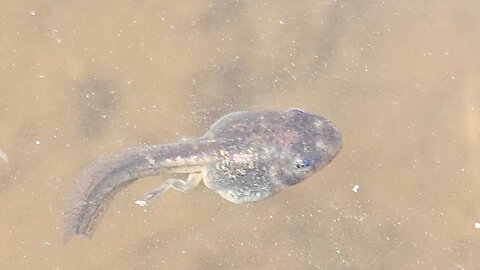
xmin=64 ymin=109 xmax=342 ymax=241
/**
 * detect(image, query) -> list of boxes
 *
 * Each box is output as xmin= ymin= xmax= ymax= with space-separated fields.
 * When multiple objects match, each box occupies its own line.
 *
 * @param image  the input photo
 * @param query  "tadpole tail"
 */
xmin=63 ymin=141 xmax=212 ymax=242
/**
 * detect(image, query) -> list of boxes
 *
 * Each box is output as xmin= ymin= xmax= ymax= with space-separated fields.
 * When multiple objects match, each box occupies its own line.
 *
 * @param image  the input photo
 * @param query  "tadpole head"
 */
xmin=274 ymin=109 xmax=342 ymax=186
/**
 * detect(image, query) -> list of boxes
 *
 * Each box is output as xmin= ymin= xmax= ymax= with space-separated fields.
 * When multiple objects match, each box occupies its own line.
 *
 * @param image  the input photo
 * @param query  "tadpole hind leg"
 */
xmin=135 ymin=173 xmax=203 ymax=206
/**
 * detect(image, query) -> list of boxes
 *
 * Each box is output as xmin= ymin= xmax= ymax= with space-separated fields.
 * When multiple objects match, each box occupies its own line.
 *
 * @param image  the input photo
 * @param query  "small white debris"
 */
xmin=0 ymin=148 xmax=8 ymax=163
xmin=352 ymin=184 xmax=360 ymax=193
xmin=135 ymin=200 xmax=148 ymax=207
xmin=29 ymin=10 xmax=36 ymax=16
xmin=474 ymin=223 xmax=480 ymax=229
xmin=35 ymin=140 xmax=41 ymax=145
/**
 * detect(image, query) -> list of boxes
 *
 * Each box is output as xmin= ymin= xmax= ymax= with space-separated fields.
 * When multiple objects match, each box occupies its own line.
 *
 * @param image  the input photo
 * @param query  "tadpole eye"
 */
xmin=294 ymin=158 xmax=310 ymax=169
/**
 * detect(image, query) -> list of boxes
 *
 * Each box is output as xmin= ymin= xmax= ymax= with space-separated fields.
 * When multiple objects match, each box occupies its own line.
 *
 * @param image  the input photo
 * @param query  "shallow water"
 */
xmin=1 ymin=0 xmax=479 ymax=269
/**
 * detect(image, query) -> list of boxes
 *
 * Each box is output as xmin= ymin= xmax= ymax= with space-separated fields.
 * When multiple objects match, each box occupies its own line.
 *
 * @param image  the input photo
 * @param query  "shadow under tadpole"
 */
xmin=71 ymin=76 xmax=119 ymax=140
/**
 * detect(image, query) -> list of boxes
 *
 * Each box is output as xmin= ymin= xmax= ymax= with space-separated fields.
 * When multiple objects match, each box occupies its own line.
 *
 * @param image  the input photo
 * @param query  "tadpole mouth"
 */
xmin=315 ymin=118 xmax=343 ymax=160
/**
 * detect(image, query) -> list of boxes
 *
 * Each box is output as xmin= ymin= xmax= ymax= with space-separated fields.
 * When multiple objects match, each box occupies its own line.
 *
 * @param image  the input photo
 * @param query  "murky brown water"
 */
xmin=1 ymin=0 xmax=479 ymax=269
